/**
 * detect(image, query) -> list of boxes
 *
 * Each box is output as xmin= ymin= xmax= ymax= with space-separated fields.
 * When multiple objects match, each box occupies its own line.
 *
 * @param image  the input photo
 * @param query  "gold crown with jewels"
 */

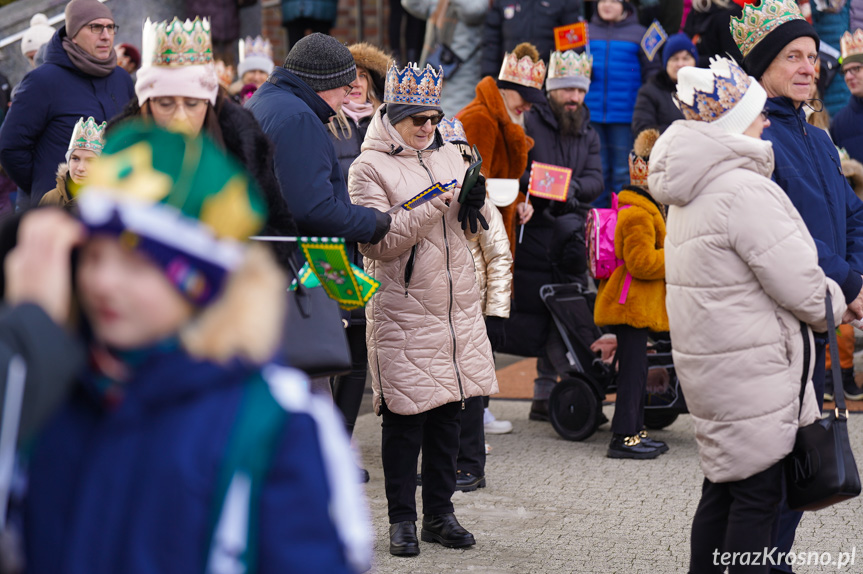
xmin=730 ymin=0 xmax=806 ymax=59
xmin=498 ymin=51 xmax=547 ymax=90
xmin=142 ymin=17 xmax=213 ymax=67
xmin=548 ymin=50 xmax=592 ymax=79
xmin=383 ymin=62 xmax=443 ymax=106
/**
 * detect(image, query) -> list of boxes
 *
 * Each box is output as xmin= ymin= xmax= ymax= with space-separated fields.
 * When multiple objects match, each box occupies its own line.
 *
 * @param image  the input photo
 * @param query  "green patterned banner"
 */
xmin=297 ymin=237 xmax=380 ymax=310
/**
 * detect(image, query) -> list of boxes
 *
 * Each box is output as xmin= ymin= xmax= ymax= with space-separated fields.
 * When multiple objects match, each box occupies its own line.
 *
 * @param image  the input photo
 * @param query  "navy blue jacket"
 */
xmin=0 ymin=27 xmax=134 ymax=202
xmin=24 ymin=347 xmax=364 ymax=574
xmin=245 ymin=69 xmax=377 ymax=243
xmin=764 ymin=97 xmax=863 ymax=304
xmin=831 ymin=96 xmax=863 ymax=165
xmin=584 ymin=10 xmax=659 ymax=125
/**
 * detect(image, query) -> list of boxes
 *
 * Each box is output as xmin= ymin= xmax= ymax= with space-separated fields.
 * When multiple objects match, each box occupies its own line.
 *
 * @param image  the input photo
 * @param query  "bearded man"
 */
xmin=508 ymin=50 xmax=603 ymax=421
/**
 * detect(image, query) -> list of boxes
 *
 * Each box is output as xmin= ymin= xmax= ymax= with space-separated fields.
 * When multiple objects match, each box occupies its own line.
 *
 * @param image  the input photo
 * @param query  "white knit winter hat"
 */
xmin=675 ymin=57 xmax=766 ymax=135
xmin=21 ymin=13 xmax=55 ymax=56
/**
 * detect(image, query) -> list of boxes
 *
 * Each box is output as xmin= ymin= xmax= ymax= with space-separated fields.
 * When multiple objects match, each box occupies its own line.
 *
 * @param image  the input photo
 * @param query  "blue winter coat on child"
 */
xmin=24 ymin=344 xmax=370 ymax=574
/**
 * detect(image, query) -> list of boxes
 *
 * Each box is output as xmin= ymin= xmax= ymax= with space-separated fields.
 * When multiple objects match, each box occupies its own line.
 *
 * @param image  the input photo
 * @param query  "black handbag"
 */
xmin=784 ymin=291 xmax=862 ymax=511
xmin=280 ymin=256 xmax=352 ymax=378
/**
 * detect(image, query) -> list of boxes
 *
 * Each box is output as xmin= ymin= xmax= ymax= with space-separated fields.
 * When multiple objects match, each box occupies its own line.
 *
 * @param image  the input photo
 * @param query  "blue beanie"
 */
xmin=662 ymin=33 xmax=698 ymax=70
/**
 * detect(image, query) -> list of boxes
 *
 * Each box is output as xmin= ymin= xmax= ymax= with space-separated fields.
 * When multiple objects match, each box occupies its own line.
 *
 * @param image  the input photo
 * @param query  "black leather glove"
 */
xmin=369 ymin=208 xmax=392 ymax=245
xmin=485 ymin=316 xmax=506 ymax=351
xmin=458 ymin=175 xmax=489 ymax=234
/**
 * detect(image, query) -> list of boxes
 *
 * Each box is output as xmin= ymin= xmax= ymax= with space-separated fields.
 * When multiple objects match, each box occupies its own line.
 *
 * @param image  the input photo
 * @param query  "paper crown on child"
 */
xmin=841 ymin=29 xmax=863 ymax=66
xmin=547 ymin=50 xmax=592 ymax=92
xmin=78 ymin=122 xmax=267 ymax=305
xmin=384 ymin=62 xmax=443 ymax=106
xmin=628 ymin=129 xmax=659 ymax=188
xmin=438 ymin=117 xmax=468 ymax=145
xmin=675 ymin=57 xmax=766 ymax=134
xmin=498 ymin=47 xmax=547 ymax=90
xmin=66 ymin=117 xmax=107 ymax=161
xmin=136 ymin=17 xmax=219 ymax=107
xmin=238 ymin=35 xmax=274 ymax=77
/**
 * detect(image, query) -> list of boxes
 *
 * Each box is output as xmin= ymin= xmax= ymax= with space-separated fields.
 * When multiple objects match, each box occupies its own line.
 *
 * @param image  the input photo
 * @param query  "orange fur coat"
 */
xmin=594 ymin=189 xmax=668 ymax=332
xmin=457 ymin=76 xmax=534 ymax=252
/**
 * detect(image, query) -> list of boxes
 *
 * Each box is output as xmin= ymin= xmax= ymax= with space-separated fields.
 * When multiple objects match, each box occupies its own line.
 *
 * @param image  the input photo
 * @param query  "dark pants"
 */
xmin=610 ymin=324 xmax=648 ymax=436
xmin=769 ymin=339 xmax=826 ymax=573
xmin=331 ymin=324 xmax=368 ymax=438
xmin=285 ymin=18 xmax=331 ymax=50
xmin=387 ymin=0 xmax=424 ymax=63
xmin=381 ymin=400 xmax=461 ymax=523
xmin=457 ymin=396 xmax=485 ymax=476
xmin=689 ymin=461 xmax=784 ymax=574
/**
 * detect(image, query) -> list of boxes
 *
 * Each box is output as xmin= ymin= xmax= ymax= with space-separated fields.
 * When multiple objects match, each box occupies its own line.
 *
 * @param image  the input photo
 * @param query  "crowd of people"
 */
xmin=1 ymin=0 xmax=863 ymax=571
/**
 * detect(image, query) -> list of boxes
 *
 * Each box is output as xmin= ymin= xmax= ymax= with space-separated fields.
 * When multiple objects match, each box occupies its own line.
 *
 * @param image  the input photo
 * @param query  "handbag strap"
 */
xmin=825 ymin=291 xmax=849 ymax=416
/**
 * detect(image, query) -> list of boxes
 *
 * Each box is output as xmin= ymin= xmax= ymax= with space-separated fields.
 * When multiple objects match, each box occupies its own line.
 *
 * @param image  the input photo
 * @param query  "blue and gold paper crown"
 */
xmin=383 ymin=62 xmax=443 ymax=106
xmin=438 ymin=118 xmax=468 ymax=144
xmin=676 ymin=58 xmax=752 ymax=122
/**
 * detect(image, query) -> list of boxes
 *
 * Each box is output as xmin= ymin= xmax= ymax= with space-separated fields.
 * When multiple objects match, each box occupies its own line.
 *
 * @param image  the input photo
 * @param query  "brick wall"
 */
xmin=261 ymin=0 xmax=391 ymax=65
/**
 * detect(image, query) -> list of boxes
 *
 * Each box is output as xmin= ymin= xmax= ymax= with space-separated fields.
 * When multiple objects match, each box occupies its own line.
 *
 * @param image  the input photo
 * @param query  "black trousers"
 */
xmin=381 ymin=400 xmax=461 ymax=523
xmin=456 ymin=396 xmax=485 ymax=476
xmin=387 ymin=0 xmax=424 ymax=63
xmin=610 ymin=324 xmax=648 ymax=436
xmin=689 ymin=461 xmax=784 ymax=574
xmin=285 ymin=18 xmax=331 ymax=50
xmin=331 ymin=324 xmax=368 ymax=438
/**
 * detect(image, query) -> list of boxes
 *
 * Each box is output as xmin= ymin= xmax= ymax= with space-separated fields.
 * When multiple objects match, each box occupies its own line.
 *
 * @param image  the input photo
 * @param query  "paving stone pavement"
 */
xmin=353 ymin=400 xmax=863 ymax=574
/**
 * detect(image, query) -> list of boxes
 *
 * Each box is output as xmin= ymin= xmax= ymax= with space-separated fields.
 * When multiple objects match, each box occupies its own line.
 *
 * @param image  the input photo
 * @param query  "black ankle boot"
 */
xmin=607 ymin=433 xmax=662 ymax=459
xmin=455 ymin=470 xmax=486 ymax=492
xmin=529 ymin=399 xmax=549 ymax=421
xmin=421 ymin=513 xmax=476 ymax=548
xmin=638 ymin=429 xmax=669 ymax=454
xmin=389 ymin=521 xmax=420 ymax=556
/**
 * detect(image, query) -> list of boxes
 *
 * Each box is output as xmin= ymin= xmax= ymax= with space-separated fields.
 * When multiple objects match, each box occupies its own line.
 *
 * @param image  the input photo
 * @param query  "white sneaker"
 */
xmin=484 ymin=408 xmax=513 ymax=434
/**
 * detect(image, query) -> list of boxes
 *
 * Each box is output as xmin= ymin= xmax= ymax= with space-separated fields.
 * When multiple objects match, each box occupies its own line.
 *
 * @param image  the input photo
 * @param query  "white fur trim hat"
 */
xmin=238 ymin=55 xmax=274 ymax=79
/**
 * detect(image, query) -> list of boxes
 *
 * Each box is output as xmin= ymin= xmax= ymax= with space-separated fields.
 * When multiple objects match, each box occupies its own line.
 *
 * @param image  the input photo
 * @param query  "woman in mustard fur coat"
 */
xmin=594 ymin=129 xmax=669 ymax=459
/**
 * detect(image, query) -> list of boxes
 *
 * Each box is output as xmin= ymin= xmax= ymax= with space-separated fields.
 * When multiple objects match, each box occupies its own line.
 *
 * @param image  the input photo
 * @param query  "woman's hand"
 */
xmin=5 ymin=208 xmax=85 ymax=324
xmin=517 ymin=201 xmax=534 ymax=224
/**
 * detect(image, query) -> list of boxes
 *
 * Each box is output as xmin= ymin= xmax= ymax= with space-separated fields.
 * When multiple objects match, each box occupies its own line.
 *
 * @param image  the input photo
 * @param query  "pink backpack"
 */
xmin=586 ymin=193 xmax=633 ymax=303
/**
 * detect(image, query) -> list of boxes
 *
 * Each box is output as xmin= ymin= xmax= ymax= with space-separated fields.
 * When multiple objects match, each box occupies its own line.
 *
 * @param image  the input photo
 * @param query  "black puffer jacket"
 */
xmin=631 ymin=71 xmax=684 ymax=136
xmin=107 ymin=97 xmax=298 ymax=268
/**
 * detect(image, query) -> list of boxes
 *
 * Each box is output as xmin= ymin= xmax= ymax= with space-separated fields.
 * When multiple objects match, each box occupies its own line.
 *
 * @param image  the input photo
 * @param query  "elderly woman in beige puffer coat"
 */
xmin=348 ymin=74 xmax=497 ymax=557
xmin=648 ymin=58 xmax=847 ymax=574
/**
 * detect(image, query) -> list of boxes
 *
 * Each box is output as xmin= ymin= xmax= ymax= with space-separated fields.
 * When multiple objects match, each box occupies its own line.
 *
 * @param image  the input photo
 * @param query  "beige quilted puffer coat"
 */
xmin=348 ymin=110 xmax=498 ymax=416
xmin=649 ymin=120 xmax=846 ymax=483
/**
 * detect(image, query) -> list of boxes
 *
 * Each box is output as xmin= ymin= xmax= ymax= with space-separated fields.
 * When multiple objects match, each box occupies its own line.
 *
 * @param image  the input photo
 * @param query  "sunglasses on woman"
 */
xmin=410 ymin=112 xmax=445 ymax=127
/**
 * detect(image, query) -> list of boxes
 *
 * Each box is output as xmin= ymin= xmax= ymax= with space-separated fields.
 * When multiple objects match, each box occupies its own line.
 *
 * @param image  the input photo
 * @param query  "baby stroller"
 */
xmin=540 ymin=283 xmax=687 ymax=441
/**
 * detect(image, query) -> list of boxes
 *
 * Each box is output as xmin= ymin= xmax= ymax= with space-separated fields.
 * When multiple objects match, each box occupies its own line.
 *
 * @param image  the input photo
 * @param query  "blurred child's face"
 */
xmin=77 ymin=236 xmax=194 ymax=350
xmin=68 ymin=149 xmax=98 ymax=185
xmin=597 ymin=0 xmax=625 ymax=22
xmin=241 ymin=69 xmax=269 ymax=88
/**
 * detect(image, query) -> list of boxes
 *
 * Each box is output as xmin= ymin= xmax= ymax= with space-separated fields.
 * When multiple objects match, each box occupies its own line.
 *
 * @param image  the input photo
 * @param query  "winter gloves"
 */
xmin=457 ymin=175 xmax=489 ymax=234
xmin=485 ymin=316 xmax=506 ymax=350
xmin=369 ymin=208 xmax=392 ymax=245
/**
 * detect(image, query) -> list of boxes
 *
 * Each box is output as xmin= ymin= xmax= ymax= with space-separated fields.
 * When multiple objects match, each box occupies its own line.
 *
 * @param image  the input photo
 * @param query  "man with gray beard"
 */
xmin=516 ymin=50 xmax=603 ymax=421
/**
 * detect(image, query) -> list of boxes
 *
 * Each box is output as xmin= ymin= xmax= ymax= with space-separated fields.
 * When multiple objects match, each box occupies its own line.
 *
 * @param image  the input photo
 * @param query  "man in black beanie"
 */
xmin=731 ymin=2 xmax=863 ymax=572
xmin=246 ymin=33 xmax=391 ymax=249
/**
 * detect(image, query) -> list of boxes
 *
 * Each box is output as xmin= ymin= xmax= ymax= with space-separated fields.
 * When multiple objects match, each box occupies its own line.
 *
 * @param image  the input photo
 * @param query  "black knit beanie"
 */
xmin=283 ymin=33 xmax=357 ymax=92
xmin=386 ymin=103 xmax=444 ymax=125
xmin=496 ymin=80 xmax=547 ymax=105
xmin=742 ymin=19 xmax=820 ymax=80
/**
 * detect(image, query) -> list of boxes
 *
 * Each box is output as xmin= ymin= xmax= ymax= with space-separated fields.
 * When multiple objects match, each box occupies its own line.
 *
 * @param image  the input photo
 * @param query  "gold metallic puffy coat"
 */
xmin=468 ymin=204 xmax=512 ymax=318
xmin=348 ymin=111 xmax=498 ymax=416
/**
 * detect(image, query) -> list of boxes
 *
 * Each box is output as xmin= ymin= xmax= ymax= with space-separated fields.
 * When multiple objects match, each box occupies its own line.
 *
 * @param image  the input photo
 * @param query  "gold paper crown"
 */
xmin=498 ymin=52 xmax=547 ymax=90
xmin=841 ymin=29 xmax=863 ymax=62
xmin=629 ymin=129 xmax=659 ymax=187
xmin=69 ymin=116 xmax=107 ymax=155
xmin=239 ymin=35 xmax=273 ymax=63
xmin=142 ymin=17 xmax=213 ymax=67
xmin=548 ymin=50 xmax=592 ymax=79
xmin=730 ymin=0 xmax=806 ymax=59
xmin=383 ymin=62 xmax=443 ymax=106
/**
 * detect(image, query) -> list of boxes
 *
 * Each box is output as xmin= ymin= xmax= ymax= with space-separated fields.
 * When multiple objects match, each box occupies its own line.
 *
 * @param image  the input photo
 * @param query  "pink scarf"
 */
xmin=342 ymin=99 xmax=375 ymax=124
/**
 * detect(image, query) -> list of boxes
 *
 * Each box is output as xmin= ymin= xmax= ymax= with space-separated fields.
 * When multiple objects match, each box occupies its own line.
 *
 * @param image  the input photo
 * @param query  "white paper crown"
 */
xmin=548 ymin=50 xmax=592 ymax=79
xmin=383 ymin=62 xmax=443 ymax=106
xmin=141 ymin=17 xmax=213 ymax=67
xmin=676 ymin=58 xmax=752 ymax=122
xmin=498 ymin=51 xmax=547 ymax=90
xmin=68 ymin=116 xmax=107 ymax=155
xmin=239 ymin=35 xmax=272 ymax=63
xmin=841 ymin=29 xmax=863 ymax=63
xmin=730 ymin=0 xmax=805 ymax=59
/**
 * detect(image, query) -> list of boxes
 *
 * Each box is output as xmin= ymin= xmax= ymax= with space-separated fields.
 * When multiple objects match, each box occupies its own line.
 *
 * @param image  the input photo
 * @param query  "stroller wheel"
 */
xmin=549 ymin=376 xmax=600 ymax=441
xmin=643 ymin=410 xmax=679 ymax=430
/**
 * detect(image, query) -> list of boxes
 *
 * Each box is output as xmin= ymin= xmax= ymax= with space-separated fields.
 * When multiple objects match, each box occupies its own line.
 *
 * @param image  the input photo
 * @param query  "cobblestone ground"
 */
xmin=353 ymin=400 xmax=863 ymax=574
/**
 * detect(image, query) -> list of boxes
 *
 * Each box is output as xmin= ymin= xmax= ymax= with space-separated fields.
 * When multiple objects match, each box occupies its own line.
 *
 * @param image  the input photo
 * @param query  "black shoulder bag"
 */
xmin=784 ymin=291 xmax=862 ymax=511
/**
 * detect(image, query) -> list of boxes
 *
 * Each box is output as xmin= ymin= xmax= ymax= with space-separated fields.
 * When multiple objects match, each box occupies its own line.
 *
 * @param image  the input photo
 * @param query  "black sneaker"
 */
xmin=638 ymin=429 xmax=669 ymax=454
xmin=607 ymin=433 xmax=662 ymax=459
xmin=843 ymin=369 xmax=863 ymax=400
xmin=455 ymin=470 xmax=486 ymax=492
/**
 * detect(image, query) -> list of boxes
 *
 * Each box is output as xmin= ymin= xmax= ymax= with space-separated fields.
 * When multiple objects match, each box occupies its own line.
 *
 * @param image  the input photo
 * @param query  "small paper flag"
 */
xmin=388 ymin=180 xmax=457 ymax=213
xmin=527 ymin=162 xmax=572 ymax=202
xmin=641 ymin=20 xmax=667 ymax=62
xmin=554 ymin=22 xmax=588 ymax=52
